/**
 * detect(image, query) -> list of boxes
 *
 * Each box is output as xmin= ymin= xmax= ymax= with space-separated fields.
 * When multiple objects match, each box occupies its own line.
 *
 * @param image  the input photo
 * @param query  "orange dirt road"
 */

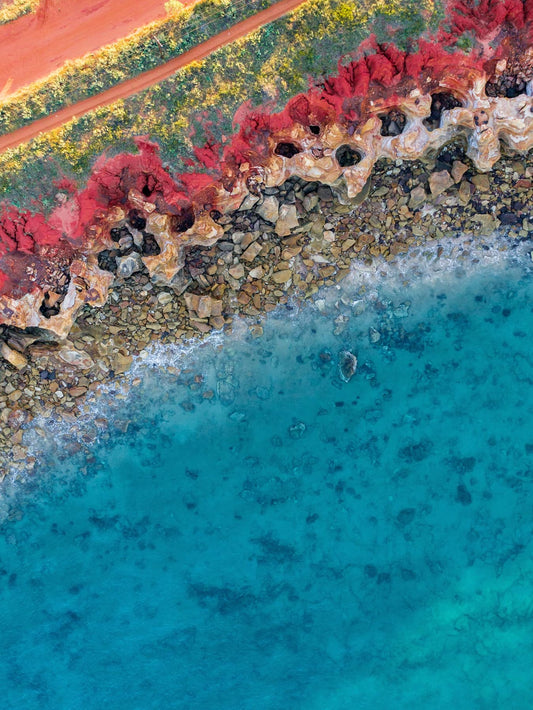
xmin=0 ymin=0 xmax=195 ymax=97
xmin=0 ymin=0 xmax=307 ymax=154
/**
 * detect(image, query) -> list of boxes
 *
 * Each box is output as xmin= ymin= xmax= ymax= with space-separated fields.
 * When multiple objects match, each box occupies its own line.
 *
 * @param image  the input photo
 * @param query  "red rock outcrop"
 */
xmin=1 ymin=0 xmax=532 ymax=351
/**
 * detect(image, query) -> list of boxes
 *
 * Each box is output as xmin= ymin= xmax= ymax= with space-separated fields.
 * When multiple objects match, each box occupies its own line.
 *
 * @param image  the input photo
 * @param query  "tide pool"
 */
xmin=1 ymin=236 xmax=533 ymax=709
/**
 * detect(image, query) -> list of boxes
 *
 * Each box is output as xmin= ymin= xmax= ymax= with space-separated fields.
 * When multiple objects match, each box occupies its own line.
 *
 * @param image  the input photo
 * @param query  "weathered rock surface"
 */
xmin=0 ymin=342 xmax=27 ymax=370
xmin=339 ymin=350 xmax=357 ymax=382
xmin=429 ymin=170 xmax=454 ymax=197
xmin=117 ymin=252 xmax=143 ymax=278
xmin=57 ymin=346 xmax=95 ymax=369
xmin=0 ymin=260 xmax=113 ymax=340
xmin=2 ymin=17 xmax=533 ymax=351
xmin=275 ymin=204 xmax=299 ymax=236
xmin=256 ymin=196 xmax=279 ymax=223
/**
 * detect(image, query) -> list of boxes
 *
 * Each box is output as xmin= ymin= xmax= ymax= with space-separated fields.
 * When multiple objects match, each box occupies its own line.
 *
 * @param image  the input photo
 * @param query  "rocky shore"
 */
xmin=1 ymin=144 xmax=532 ymax=478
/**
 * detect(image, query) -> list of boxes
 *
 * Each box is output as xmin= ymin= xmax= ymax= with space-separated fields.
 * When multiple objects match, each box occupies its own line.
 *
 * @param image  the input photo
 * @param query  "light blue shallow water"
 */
xmin=1 ymin=237 xmax=533 ymax=709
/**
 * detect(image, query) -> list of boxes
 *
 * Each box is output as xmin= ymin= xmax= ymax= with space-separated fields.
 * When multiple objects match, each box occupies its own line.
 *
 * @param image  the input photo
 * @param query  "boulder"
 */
xmin=429 ymin=170 xmax=454 ymax=197
xmin=0 ymin=342 xmax=28 ymax=370
xmin=339 ymin=350 xmax=357 ymax=382
xmin=57 ymin=346 xmax=94 ymax=369
xmin=272 ymin=269 xmax=292 ymax=284
xmin=409 ymin=185 xmax=427 ymax=209
xmin=184 ymin=293 xmax=223 ymax=320
xmin=451 ymin=160 xmax=469 ymax=182
xmin=241 ymin=241 xmax=263 ymax=262
xmin=256 ymin=196 xmax=279 ymax=224
xmin=228 ymin=263 xmax=245 ymax=280
xmin=275 ymin=204 xmax=299 ymax=237
xmin=113 ymin=352 xmax=133 ymax=374
xmin=117 ymin=252 xmax=143 ymax=278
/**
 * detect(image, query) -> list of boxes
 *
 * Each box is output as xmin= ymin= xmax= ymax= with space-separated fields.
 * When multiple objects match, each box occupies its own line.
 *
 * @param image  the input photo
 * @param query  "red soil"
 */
xmin=1 ymin=0 xmax=533 ymax=301
xmin=78 ymin=136 xmax=191 ymax=228
xmin=0 ymin=0 xmax=195 ymax=97
xmin=439 ymin=0 xmax=533 ymax=47
xmin=0 ymin=0 xmax=308 ymax=154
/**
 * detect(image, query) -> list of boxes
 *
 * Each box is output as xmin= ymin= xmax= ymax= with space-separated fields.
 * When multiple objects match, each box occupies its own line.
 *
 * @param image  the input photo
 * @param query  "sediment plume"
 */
xmin=1 ymin=0 xmax=532 ymax=347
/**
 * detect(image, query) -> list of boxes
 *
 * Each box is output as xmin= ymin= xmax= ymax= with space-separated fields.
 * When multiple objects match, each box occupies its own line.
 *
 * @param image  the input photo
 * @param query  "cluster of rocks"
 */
xmin=97 ymin=209 xmax=162 ymax=279
xmin=0 ymin=145 xmax=532 ymax=477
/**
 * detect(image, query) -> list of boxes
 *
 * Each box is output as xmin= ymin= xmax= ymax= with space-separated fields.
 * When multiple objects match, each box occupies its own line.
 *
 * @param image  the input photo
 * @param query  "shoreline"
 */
xmin=1 ymin=146 xmax=532 ymax=480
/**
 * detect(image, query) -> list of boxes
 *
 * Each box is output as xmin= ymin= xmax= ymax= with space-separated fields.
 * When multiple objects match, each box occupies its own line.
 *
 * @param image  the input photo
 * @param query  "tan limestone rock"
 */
xmin=256 ymin=196 xmax=279 ymax=223
xmin=228 ymin=263 xmax=245 ymax=280
xmin=241 ymin=242 xmax=263 ymax=262
xmin=272 ymin=269 xmax=292 ymax=283
xmin=409 ymin=185 xmax=427 ymax=209
xmin=451 ymin=161 xmax=469 ymax=183
xmin=0 ymin=259 xmax=112 ymax=340
xmin=275 ymin=204 xmax=299 ymax=237
xmin=142 ymin=212 xmax=223 ymax=286
xmin=429 ymin=170 xmax=454 ymax=197
xmin=0 ymin=342 xmax=28 ymax=370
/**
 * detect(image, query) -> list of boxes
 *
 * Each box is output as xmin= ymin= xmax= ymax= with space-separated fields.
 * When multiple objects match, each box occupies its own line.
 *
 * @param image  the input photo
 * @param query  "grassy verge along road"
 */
xmin=0 ymin=0 xmax=307 ymax=153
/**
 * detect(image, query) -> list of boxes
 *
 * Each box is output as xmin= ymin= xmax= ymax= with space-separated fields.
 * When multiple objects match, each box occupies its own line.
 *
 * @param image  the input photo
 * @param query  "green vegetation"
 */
xmin=0 ymin=0 xmax=278 ymax=135
xmin=0 ymin=0 xmax=444 ymax=210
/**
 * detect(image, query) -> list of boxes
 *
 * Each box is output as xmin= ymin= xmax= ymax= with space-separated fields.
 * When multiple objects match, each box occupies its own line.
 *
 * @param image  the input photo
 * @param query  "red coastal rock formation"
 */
xmin=1 ymin=0 xmax=532 ymax=347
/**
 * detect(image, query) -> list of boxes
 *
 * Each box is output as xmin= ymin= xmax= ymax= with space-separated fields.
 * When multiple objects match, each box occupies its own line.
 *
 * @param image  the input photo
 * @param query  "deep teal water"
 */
xmin=1 ymin=236 xmax=533 ymax=709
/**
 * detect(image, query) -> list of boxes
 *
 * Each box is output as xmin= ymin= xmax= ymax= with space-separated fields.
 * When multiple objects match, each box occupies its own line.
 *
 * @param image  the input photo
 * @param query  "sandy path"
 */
xmin=0 ymin=0 xmax=196 ymax=96
xmin=0 ymin=0 xmax=307 ymax=154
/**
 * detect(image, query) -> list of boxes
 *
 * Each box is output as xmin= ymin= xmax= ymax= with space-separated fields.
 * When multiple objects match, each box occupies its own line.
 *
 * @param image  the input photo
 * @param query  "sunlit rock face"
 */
xmin=1 ymin=0 xmax=532 ymax=346
xmin=0 ymin=260 xmax=113 ymax=339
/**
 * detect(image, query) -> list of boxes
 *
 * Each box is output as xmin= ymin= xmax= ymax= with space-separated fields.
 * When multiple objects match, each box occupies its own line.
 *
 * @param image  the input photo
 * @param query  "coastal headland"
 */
xmin=0 ymin=0 xmax=532 ymax=476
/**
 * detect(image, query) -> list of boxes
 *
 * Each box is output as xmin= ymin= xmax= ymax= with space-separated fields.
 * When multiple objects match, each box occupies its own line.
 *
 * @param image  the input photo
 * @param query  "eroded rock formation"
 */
xmin=1 ymin=0 xmax=533 ymax=356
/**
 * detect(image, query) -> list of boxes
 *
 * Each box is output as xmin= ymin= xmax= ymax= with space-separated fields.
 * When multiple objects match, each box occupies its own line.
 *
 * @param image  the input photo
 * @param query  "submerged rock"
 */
xmin=393 ymin=302 xmax=411 ymax=318
xmin=338 ymin=350 xmax=357 ymax=382
xmin=216 ymin=379 xmax=236 ymax=405
xmin=369 ymin=327 xmax=381 ymax=344
xmin=288 ymin=421 xmax=306 ymax=439
xmin=456 ymin=484 xmax=473 ymax=505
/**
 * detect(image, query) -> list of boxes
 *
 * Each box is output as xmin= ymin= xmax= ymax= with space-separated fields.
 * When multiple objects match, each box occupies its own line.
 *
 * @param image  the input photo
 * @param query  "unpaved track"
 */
xmin=0 ymin=0 xmax=307 ymax=154
xmin=0 ymin=0 xmax=190 ymax=96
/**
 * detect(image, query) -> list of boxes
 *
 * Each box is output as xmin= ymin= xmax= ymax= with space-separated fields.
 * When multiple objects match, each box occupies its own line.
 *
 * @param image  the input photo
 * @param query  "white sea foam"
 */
xmin=343 ymin=231 xmax=528 ymax=298
xmin=18 ymin=329 xmax=226 ymax=460
xmin=6 ymin=226 xmax=532 ymax=495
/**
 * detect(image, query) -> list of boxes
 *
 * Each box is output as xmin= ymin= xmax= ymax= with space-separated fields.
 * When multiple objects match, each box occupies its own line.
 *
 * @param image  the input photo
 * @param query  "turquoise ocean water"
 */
xmin=1 ymin=234 xmax=533 ymax=708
